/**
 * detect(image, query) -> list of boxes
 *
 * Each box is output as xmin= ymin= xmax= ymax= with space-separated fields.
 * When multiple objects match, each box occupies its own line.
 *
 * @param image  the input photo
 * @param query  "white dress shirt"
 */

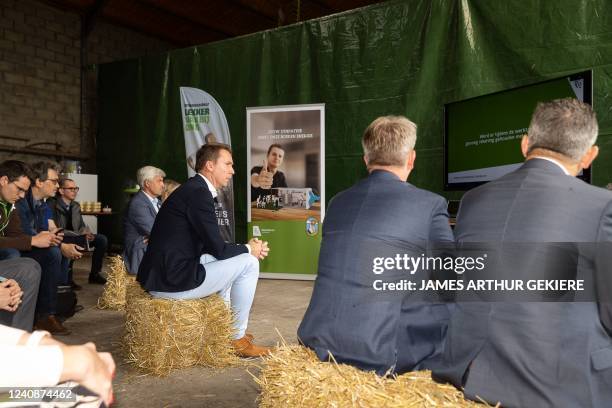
xmin=142 ymin=190 xmax=161 ymax=213
xmin=0 ymin=324 xmax=63 ymax=387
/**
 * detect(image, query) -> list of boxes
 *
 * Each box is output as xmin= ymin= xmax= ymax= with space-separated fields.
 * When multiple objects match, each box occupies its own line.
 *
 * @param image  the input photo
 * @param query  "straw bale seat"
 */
xmin=257 ymin=344 xmax=487 ymax=407
xmin=97 ymin=255 xmax=135 ymax=311
xmin=123 ymin=279 xmax=239 ymax=376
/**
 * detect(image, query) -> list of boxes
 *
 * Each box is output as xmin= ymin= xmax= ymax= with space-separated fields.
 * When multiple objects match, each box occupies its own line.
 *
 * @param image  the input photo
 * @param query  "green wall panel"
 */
xmin=97 ymin=0 xmax=612 ymax=244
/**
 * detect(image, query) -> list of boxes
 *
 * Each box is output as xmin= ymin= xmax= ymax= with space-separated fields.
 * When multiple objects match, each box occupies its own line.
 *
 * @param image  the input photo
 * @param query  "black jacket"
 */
xmin=137 ymin=175 xmax=247 ymax=292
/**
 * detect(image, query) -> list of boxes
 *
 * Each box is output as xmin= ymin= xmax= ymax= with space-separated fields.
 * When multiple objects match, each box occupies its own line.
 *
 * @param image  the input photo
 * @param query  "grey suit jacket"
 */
xmin=123 ymin=191 xmax=157 ymax=274
xmin=298 ymin=170 xmax=454 ymax=375
xmin=433 ymin=159 xmax=612 ymax=408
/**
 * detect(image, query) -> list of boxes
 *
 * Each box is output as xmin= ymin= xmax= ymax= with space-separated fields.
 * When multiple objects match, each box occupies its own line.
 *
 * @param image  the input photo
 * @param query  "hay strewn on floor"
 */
xmin=257 ymin=344 xmax=491 ymax=408
xmin=123 ymin=280 xmax=239 ymax=376
xmin=97 ymin=255 xmax=134 ymax=311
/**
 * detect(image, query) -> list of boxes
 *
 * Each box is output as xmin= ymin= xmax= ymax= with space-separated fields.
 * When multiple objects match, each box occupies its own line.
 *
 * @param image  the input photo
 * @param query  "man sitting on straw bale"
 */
xmin=433 ymin=98 xmax=612 ymax=407
xmin=298 ymin=115 xmax=455 ymax=375
xmin=123 ymin=165 xmax=165 ymax=274
xmin=137 ymin=143 xmax=272 ymax=357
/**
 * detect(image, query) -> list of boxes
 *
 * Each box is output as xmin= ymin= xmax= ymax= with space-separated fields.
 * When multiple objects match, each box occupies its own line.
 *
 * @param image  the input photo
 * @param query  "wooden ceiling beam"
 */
xmin=135 ymin=0 xmax=235 ymax=38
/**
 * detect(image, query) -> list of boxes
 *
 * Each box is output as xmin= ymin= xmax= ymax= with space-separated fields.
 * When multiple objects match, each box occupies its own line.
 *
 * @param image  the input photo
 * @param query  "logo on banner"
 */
xmin=183 ymin=103 xmax=210 ymax=130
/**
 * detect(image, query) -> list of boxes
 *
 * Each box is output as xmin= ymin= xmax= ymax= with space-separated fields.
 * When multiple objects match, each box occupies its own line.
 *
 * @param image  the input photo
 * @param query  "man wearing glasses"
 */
xmin=16 ymin=161 xmax=82 ymax=335
xmin=0 ymin=160 xmax=60 ymax=332
xmin=48 ymin=178 xmax=108 ymax=285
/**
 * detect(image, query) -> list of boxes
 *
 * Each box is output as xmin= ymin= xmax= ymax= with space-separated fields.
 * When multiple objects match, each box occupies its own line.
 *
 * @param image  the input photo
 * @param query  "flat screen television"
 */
xmin=444 ymin=70 xmax=593 ymax=190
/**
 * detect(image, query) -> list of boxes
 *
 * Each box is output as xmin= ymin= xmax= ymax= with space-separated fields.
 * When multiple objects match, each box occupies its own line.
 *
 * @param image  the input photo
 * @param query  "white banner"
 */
xmin=180 ymin=87 xmax=234 ymax=242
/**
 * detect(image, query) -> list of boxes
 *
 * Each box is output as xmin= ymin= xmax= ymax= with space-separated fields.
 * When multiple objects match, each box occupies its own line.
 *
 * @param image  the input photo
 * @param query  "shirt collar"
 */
xmin=198 ymin=174 xmax=218 ymax=199
xmin=530 ymin=156 xmax=571 ymax=176
xmin=142 ymin=190 xmax=159 ymax=202
xmin=142 ymin=190 xmax=161 ymax=211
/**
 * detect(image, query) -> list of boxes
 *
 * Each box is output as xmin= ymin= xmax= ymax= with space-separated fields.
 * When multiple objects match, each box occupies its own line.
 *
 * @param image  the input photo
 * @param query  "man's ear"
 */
xmin=363 ymin=155 xmax=368 ymax=167
xmin=579 ymin=145 xmax=599 ymax=169
xmin=521 ymin=135 xmax=530 ymax=158
xmin=407 ymin=150 xmax=416 ymax=171
xmin=0 ymin=176 xmax=8 ymax=187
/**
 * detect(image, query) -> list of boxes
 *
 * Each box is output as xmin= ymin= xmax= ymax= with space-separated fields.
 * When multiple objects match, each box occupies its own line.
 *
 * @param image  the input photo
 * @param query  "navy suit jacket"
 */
xmin=298 ymin=170 xmax=454 ymax=375
xmin=433 ymin=159 xmax=612 ymax=408
xmin=137 ymin=175 xmax=247 ymax=292
xmin=123 ymin=191 xmax=157 ymax=274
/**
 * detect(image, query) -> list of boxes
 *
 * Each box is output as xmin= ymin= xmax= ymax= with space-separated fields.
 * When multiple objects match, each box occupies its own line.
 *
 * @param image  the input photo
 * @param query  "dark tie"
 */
xmin=156 ymin=199 xmax=161 ymax=210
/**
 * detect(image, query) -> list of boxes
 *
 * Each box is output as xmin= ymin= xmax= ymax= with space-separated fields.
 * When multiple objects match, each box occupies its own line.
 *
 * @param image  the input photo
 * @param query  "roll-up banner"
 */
xmin=247 ymin=104 xmax=325 ymax=279
xmin=180 ymin=87 xmax=235 ymax=242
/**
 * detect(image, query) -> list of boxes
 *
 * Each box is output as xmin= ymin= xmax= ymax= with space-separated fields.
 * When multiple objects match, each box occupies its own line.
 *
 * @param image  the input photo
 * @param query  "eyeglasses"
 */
xmin=45 ymin=178 xmax=60 ymax=186
xmin=62 ymin=187 xmax=79 ymax=192
xmin=10 ymin=182 xmax=28 ymax=194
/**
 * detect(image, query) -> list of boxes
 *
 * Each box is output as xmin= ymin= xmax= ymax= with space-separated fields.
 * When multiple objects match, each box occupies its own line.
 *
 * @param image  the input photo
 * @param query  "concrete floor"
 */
xmin=63 ymin=258 xmax=314 ymax=407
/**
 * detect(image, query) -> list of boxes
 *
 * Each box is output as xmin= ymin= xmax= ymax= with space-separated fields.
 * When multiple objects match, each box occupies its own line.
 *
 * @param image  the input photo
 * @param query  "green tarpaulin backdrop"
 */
xmin=97 ymin=0 xmax=612 ymax=244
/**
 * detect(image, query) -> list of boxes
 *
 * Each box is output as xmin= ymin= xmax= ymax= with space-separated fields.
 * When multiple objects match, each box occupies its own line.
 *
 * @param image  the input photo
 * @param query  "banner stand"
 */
xmin=246 ymin=104 xmax=325 ymax=280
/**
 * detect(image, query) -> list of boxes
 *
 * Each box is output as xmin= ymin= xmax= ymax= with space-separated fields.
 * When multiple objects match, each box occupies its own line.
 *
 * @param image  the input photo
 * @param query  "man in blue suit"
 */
xmin=123 ymin=166 xmax=165 ymax=274
xmin=433 ymin=98 xmax=612 ymax=407
xmin=137 ymin=144 xmax=272 ymax=358
xmin=298 ymin=115 xmax=454 ymax=375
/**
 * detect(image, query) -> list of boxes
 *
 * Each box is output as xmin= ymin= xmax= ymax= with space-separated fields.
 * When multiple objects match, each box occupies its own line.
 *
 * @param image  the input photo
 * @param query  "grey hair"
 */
xmin=361 ymin=115 xmax=417 ymax=166
xmin=527 ymin=98 xmax=598 ymax=161
xmin=136 ymin=166 xmax=166 ymax=188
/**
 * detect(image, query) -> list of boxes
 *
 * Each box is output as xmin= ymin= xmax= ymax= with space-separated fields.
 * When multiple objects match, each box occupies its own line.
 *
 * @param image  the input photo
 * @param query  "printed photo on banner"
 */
xmin=248 ymin=107 xmax=324 ymax=223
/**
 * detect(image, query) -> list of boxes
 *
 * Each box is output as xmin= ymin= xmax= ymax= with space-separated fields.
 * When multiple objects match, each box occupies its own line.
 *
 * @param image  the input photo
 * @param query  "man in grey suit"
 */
xmin=298 ymin=115 xmax=454 ymax=375
xmin=433 ymin=98 xmax=612 ymax=407
xmin=123 ymin=166 xmax=165 ymax=274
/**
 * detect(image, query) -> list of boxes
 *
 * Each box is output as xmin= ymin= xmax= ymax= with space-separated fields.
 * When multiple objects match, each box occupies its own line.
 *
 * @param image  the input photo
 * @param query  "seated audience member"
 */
xmin=298 ymin=116 xmax=454 ymax=375
xmin=16 ymin=161 xmax=82 ymax=335
xmin=433 ymin=99 xmax=612 ymax=407
xmin=48 ymin=178 xmax=108 ymax=285
xmin=161 ymin=178 xmax=180 ymax=202
xmin=137 ymin=144 xmax=272 ymax=357
xmin=250 ymin=144 xmax=287 ymax=202
xmin=0 ymin=323 xmax=114 ymax=405
xmin=0 ymin=161 xmax=59 ymax=331
xmin=123 ymin=166 xmax=165 ymax=274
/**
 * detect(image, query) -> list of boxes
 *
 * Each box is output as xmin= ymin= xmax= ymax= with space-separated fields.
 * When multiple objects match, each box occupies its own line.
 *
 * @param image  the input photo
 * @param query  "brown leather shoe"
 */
xmin=231 ymin=336 xmax=272 ymax=357
xmin=34 ymin=315 xmax=71 ymax=336
xmin=245 ymin=333 xmax=254 ymax=341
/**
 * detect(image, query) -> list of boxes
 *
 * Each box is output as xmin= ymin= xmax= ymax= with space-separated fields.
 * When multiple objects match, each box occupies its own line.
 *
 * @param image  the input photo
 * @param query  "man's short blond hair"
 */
xmin=361 ymin=116 xmax=417 ymax=166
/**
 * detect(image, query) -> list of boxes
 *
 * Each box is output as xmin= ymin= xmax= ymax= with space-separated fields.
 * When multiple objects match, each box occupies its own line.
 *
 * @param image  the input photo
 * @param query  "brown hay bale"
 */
xmin=257 ymin=344 xmax=490 ymax=408
xmin=97 ymin=256 xmax=135 ymax=311
xmin=123 ymin=279 xmax=239 ymax=376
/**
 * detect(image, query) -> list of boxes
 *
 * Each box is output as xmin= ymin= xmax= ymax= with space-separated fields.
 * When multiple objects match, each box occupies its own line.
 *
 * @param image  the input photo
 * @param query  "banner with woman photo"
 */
xmin=247 ymin=104 xmax=325 ymax=279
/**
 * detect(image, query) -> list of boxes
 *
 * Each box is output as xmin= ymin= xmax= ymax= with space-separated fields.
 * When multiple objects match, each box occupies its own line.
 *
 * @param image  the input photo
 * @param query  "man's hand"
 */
xmin=31 ymin=231 xmax=63 ymax=248
xmin=0 ymin=279 xmax=22 ymax=312
xmin=260 ymin=241 xmax=270 ymax=260
xmin=0 ymin=286 xmax=14 ymax=311
xmin=86 ymin=233 xmax=95 ymax=241
xmin=60 ymin=342 xmax=115 ymax=406
xmin=251 ymin=159 xmax=274 ymax=189
xmin=247 ymin=238 xmax=270 ymax=260
xmin=60 ymin=243 xmax=84 ymax=260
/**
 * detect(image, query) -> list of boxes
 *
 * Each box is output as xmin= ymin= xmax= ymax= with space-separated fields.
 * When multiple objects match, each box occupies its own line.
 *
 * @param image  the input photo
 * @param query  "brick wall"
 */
xmin=0 ymin=0 xmax=174 ymax=166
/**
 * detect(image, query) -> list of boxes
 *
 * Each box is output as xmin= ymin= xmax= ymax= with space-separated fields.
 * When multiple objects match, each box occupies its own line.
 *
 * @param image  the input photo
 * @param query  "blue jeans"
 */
xmin=0 ymin=248 xmax=20 ymax=260
xmin=21 ymin=247 xmax=63 ymax=317
xmin=151 ymin=253 xmax=259 ymax=339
